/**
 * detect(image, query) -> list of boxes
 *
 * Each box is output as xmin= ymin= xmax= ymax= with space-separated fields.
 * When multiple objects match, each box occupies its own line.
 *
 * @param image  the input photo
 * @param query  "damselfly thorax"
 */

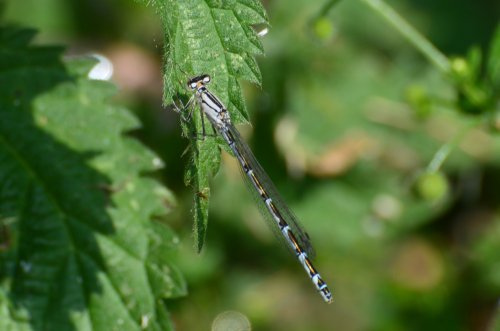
xmin=177 ymin=74 xmax=333 ymax=303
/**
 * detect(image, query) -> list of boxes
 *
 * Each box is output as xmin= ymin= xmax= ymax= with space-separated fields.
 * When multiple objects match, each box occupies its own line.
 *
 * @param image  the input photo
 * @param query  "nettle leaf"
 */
xmin=0 ymin=27 xmax=185 ymax=331
xmin=140 ymin=0 xmax=267 ymax=252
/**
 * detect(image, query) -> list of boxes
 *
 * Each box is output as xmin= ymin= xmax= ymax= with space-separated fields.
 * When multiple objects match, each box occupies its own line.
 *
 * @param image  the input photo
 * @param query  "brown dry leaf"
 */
xmin=389 ymin=238 xmax=445 ymax=291
xmin=308 ymin=131 xmax=375 ymax=177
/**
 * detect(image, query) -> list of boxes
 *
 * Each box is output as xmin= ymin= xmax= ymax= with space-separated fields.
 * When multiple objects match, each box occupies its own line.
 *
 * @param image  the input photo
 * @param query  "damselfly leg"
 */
xmin=175 ymin=74 xmax=333 ymax=303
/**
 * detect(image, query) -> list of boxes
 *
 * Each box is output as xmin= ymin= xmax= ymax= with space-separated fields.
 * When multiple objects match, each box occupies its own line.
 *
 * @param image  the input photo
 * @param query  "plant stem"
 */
xmin=359 ymin=0 xmax=451 ymax=74
xmin=316 ymin=0 xmax=344 ymax=19
xmin=426 ymin=120 xmax=479 ymax=173
xmin=426 ymin=142 xmax=453 ymax=173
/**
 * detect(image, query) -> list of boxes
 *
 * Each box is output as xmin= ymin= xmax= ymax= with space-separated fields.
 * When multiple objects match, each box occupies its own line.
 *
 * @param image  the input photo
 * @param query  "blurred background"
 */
xmin=2 ymin=0 xmax=499 ymax=330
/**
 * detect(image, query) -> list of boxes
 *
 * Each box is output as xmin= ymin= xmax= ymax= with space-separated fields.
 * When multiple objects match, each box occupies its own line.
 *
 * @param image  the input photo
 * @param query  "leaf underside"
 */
xmin=142 ymin=0 xmax=268 ymax=252
xmin=0 ymin=27 xmax=185 ymax=331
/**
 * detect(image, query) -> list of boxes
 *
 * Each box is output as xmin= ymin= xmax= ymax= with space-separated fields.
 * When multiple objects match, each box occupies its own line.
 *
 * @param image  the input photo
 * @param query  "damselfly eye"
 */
xmin=173 ymin=74 xmax=332 ymax=304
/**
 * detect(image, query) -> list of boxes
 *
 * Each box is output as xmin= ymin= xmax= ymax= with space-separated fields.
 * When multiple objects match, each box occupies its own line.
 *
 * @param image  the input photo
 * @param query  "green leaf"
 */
xmin=471 ymin=217 xmax=500 ymax=290
xmin=0 ymin=26 xmax=185 ymax=331
xmin=140 ymin=0 xmax=267 ymax=252
xmin=487 ymin=23 xmax=500 ymax=94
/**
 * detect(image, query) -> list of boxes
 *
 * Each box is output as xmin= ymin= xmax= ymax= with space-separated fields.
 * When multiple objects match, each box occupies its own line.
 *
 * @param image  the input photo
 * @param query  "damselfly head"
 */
xmin=187 ymin=74 xmax=211 ymax=90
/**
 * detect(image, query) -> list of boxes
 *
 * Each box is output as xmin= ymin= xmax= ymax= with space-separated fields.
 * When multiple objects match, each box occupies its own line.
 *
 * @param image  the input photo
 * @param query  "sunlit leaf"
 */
xmin=139 ymin=0 xmax=268 ymax=252
xmin=0 ymin=27 xmax=185 ymax=331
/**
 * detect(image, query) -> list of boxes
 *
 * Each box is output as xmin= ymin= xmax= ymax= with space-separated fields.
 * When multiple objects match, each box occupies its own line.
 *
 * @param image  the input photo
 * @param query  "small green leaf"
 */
xmin=466 ymin=46 xmax=482 ymax=83
xmin=140 ymin=0 xmax=267 ymax=251
xmin=406 ymin=85 xmax=433 ymax=118
xmin=0 ymin=26 xmax=184 ymax=331
xmin=487 ymin=23 xmax=500 ymax=94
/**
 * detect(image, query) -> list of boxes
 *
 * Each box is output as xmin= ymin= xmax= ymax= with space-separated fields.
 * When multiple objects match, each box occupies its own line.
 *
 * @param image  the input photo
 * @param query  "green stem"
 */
xmin=426 ymin=142 xmax=453 ymax=173
xmin=426 ymin=120 xmax=479 ymax=173
xmin=359 ymin=0 xmax=451 ymax=74
xmin=316 ymin=0 xmax=344 ymax=19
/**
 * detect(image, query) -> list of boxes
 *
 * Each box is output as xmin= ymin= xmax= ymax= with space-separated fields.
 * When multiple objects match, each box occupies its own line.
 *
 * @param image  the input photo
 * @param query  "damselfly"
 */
xmin=176 ymin=74 xmax=333 ymax=303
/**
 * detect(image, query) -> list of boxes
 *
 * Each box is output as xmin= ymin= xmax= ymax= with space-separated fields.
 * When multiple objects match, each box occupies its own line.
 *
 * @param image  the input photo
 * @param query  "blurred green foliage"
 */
xmin=1 ymin=0 xmax=499 ymax=331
